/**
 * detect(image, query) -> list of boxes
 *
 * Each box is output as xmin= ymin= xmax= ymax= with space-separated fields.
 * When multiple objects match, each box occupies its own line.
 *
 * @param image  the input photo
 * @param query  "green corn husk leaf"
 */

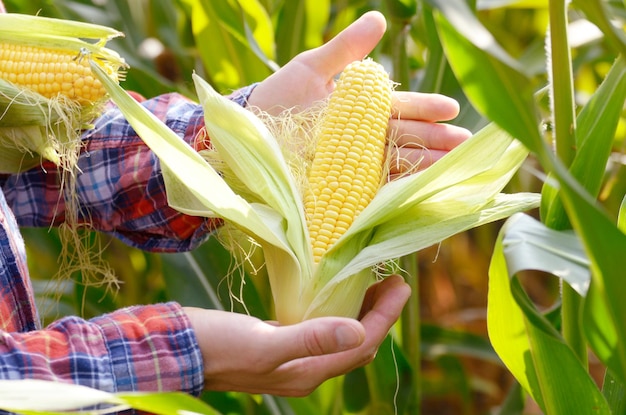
xmin=0 ymin=125 xmax=59 ymax=173
xmin=305 ymin=124 xmax=540 ymax=319
xmin=94 ymin=61 xmax=539 ymax=324
xmin=0 ymin=379 xmax=126 ymax=412
xmin=0 ymin=13 xmax=124 ymax=63
xmin=0 ymin=379 xmax=221 ymax=415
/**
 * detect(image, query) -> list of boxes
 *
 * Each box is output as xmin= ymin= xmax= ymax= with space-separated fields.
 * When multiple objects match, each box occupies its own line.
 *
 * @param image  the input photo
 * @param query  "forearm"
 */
xmin=2 ymin=86 xmax=255 ymax=252
xmin=0 ymin=302 xmax=203 ymax=394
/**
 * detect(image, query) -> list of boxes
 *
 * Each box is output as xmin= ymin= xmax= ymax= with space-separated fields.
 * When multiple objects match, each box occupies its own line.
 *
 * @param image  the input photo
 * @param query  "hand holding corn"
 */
xmin=247 ymin=11 xmax=472 ymax=177
xmin=184 ymin=275 xmax=410 ymax=396
xmin=93 ymin=9 xmax=538 ymax=325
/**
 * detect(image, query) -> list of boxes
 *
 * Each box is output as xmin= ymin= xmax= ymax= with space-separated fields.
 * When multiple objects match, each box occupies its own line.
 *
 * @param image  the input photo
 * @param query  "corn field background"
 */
xmin=3 ymin=0 xmax=626 ymax=414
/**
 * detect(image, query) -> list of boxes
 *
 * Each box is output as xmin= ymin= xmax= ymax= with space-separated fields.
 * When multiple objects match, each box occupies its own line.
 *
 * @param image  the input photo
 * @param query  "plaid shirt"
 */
xmin=0 ymin=86 xmax=255 ymax=396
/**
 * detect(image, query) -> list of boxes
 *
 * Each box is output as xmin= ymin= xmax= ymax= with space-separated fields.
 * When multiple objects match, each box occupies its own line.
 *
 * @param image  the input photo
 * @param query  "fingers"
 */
xmin=386 ymin=120 xmax=472 ymax=174
xmin=297 ymin=11 xmax=387 ymax=77
xmin=389 ymin=119 xmax=471 ymax=151
xmin=392 ymin=91 xmax=461 ymax=122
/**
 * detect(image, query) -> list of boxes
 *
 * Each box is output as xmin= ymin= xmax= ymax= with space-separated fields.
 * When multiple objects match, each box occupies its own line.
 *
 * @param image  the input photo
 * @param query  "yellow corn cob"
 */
xmin=304 ymin=58 xmax=393 ymax=263
xmin=0 ymin=42 xmax=120 ymax=104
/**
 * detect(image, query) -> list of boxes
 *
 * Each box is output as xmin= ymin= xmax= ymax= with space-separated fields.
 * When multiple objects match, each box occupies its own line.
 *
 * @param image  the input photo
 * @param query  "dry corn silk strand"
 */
xmin=0 ymin=13 xmax=128 ymax=301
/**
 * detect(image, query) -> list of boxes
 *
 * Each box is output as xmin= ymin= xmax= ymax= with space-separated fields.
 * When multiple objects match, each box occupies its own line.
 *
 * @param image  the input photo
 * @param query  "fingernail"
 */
xmin=335 ymin=325 xmax=362 ymax=350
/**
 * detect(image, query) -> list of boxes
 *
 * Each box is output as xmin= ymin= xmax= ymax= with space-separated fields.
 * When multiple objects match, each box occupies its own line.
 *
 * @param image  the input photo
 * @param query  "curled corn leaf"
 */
xmin=93 ymin=61 xmax=539 ymax=325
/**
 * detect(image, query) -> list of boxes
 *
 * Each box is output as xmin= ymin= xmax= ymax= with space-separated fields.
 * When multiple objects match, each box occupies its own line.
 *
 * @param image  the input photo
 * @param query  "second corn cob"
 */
xmin=304 ymin=58 xmax=393 ymax=263
xmin=0 ymin=42 xmax=119 ymax=104
xmin=0 ymin=13 xmax=127 ymax=173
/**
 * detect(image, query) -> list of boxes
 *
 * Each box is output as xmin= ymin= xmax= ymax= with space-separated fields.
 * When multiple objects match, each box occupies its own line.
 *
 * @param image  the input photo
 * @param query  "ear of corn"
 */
xmin=94 ymin=57 xmax=539 ymax=325
xmin=0 ymin=42 xmax=117 ymax=104
xmin=0 ymin=13 xmax=126 ymax=173
xmin=305 ymin=59 xmax=392 ymax=263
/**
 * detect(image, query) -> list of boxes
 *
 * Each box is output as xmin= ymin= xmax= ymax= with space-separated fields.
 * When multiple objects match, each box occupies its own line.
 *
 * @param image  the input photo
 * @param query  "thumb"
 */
xmin=300 ymin=10 xmax=387 ymax=77
xmin=273 ymin=318 xmax=366 ymax=361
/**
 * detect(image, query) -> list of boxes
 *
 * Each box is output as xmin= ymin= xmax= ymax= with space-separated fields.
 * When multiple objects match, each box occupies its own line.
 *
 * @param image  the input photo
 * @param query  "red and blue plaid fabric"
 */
xmin=0 ymin=85 xmax=255 ymax=396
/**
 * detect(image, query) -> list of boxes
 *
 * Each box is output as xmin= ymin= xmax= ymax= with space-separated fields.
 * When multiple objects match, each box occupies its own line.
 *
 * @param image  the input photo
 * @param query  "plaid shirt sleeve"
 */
xmin=0 ymin=85 xmax=256 ymax=397
xmin=3 ymin=85 xmax=256 ymax=252
xmin=0 ymin=303 xmax=204 ymax=395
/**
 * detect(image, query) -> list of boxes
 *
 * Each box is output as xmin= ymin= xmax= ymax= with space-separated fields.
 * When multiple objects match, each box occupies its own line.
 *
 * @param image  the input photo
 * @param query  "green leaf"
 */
xmin=487 ymin=219 xmax=611 ymax=414
xmin=275 ymin=0 xmax=330 ymax=65
xmin=603 ymin=370 xmax=626 ymax=414
xmin=572 ymin=0 xmax=626 ymax=57
xmin=500 ymin=213 xmax=590 ymax=296
xmin=364 ymin=335 xmax=413 ymax=415
xmin=117 ymin=392 xmax=221 ymax=415
xmin=432 ymin=1 xmax=546 ymax=157
xmin=0 ymin=380 xmax=124 ymax=413
xmin=182 ymin=0 xmax=273 ymax=91
xmin=542 ymin=155 xmax=626 ymax=386
xmin=421 ymin=324 xmax=501 ymax=364
xmin=541 ymin=56 xmax=626 ymax=228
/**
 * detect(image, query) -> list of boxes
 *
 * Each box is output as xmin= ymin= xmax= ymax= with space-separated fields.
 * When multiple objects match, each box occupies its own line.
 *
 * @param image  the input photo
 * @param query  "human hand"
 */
xmin=247 ymin=11 xmax=471 ymax=175
xmin=183 ymin=274 xmax=410 ymax=397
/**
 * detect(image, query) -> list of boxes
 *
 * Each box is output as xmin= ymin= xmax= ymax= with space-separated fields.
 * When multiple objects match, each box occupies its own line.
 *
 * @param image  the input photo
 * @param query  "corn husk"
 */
xmin=93 ymin=63 xmax=540 ymax=325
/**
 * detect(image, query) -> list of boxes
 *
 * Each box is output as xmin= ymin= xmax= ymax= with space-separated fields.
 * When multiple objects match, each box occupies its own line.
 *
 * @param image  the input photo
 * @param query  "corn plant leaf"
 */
xmin=501 ymin=213 xmax=590 ymax=296
xmin=183 ymin=0 xmax=272 ymax=91
xmin=572 ymin=0 xmax=626 ymax=57
xmin=274 ymin=0 xmax=330 ymax=65
xmin=542 ymin=56 xmax=626 ymax=228
xmin=619 ymin=195 xmax=626 ymax=232
xmin=432 ymin=3 xmax=546 ymax=159
xmin=538 ymin=137 xmax=626 ymax=386
xmin=603 ymin=370 xmax=626 ymax=414
xmin=0 ymin=379 xmax=123 ymax=412
xmin=116 ymin=392 xmax=221 ymax=415
xmin=487 ymin=218 xmax=611 ymax=414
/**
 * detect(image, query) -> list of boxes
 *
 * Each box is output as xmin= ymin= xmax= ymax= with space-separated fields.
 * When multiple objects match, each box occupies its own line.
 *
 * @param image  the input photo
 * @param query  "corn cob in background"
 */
xmin=0 ymin=13 xmax=126 ymax=173
xmin=94 ymin=54 xmax=540 ymax=324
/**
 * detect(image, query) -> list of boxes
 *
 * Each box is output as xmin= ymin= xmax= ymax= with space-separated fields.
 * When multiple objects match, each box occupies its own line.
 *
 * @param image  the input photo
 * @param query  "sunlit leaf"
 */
xmin=572 ymin=0 xmax=626 ymax=57
xmin=432 ymin=2 xmax=546 ymax=156
xmin=487 ymin=219 xmax=611 ymax=414
xmin=117 ymin=392 xmax=221 ymax=415
xmin=0 ymin=380 xmax=123 ymax=412
xmin=182 ymin=0 xmax=272 ymax=91
xmin=274 ymin=0 xmax=330 ymax=65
